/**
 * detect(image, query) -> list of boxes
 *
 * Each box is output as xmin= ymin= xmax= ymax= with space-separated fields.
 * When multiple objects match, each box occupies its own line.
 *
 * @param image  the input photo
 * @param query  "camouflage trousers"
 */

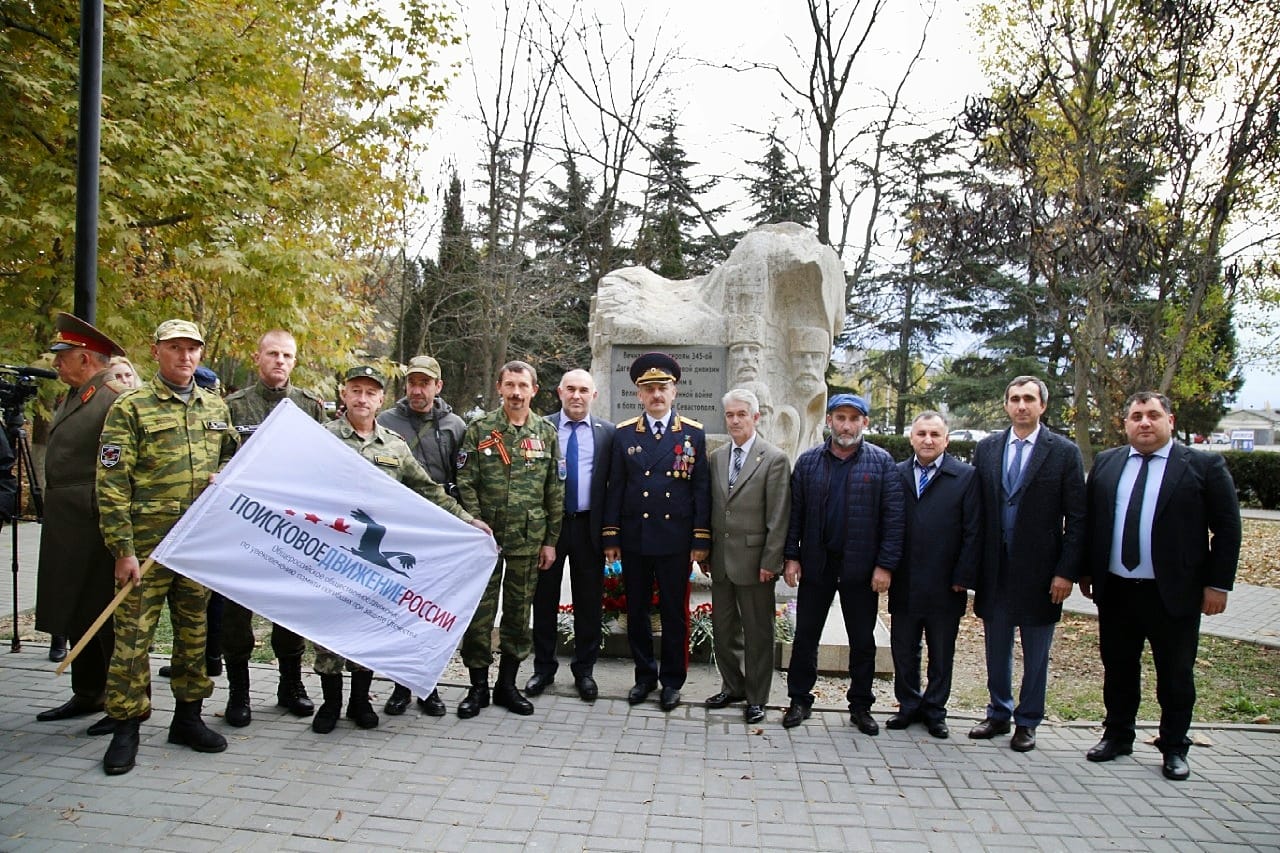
xmin=222 ymin=598 xmax=306 ymax=666
xmin=313 ymin=647 xmax=369 ymax=676
xmin=460 ymin=554 xmax=539 ymax=668
xmin=105 ymin=563 xmax=212 ymax=720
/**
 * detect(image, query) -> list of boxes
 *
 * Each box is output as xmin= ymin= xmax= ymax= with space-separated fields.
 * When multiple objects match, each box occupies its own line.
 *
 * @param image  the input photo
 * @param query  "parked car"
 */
xmin=947 ymin=429 xmax=989 ymax=442
xmin=1210 ymin=432 xmax=1230 ymax=444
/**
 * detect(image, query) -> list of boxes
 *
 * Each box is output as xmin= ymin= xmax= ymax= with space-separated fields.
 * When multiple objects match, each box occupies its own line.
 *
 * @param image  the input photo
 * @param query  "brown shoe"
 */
xmin=968 ymin=718 xmax=1011 ymax=739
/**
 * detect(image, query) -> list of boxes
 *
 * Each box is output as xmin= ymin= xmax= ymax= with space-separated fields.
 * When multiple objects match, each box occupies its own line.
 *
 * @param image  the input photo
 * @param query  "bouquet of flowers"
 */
xmin=689 ymin=602 xmax=715 ymax=662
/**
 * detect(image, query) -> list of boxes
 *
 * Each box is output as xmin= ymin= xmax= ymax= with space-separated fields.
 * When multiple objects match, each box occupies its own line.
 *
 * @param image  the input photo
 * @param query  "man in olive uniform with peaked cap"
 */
xmin=220 ymin=329 xmax=327 ymax=728
xmin=603 ymin=352 xmax=711 ymax=713
xmin=314 ymin=365 xmax=489 ymax=734
xmin=98 ymin=319 xmax=239 ymax=776
xmin=35 ymin=313 xmax=128 ymax=737
xmin=455 ymin=360 xmax=563 ymax=720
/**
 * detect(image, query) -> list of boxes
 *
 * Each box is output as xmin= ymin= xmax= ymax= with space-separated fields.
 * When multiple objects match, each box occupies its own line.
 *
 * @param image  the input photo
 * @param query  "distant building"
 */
xmin=1217 ymin=407 xmax=1280 ymax=446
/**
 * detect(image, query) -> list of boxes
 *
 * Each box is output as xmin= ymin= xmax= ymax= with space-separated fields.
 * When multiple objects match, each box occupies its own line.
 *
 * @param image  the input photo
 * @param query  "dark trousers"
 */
xmin=623 ymin=553 xmax=690 ymax=690
xmin=889 ymin=609 xmax=961 ymax=723
xmin=222 ymin=598 xmax=307 ymax=666
xmin=787 ymin=555 xmax=878 ymax=710
xmin=531 ymin=513 xmax=603 ymax=678
xmin=1098 ymin=576 xmax=1201 ymax=750
xmin=69 ymin=620 xmax=114 ymax=700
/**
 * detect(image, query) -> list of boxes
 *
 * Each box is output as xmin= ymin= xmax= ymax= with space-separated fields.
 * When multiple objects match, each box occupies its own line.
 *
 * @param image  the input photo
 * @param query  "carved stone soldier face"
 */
xmin=728 ymin=342 xmax=762 ymax=383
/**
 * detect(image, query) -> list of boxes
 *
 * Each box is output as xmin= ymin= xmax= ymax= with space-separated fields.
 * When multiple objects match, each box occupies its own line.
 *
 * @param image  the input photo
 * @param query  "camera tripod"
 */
xmin=3 ymin=416 xmax=43 ymax=653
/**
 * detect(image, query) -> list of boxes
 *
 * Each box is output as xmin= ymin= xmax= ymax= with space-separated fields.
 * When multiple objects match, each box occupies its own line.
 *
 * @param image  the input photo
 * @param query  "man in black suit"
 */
xmin=970 ymin=376 xmax=1086 ymax=752
xmin=603 ymin=352 xmax=711 ymax=713
xmin=1080 ymin=391 xmax=1240 ymax=781
xmin=887 ymin=411 xmax=981 ymax=739
xmin=526 ymin=369 xmax=613 ymax=702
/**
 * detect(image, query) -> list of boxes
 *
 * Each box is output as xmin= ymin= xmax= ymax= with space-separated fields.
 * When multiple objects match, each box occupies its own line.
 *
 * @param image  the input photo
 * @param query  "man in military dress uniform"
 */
xmin=219 ymin=330 xmax=327 ymax=727
xmin=603 ymin=352 xmax=711 ymax=712
xmin=455 ymin=360 xmax=563 ymax=720
xmin=376 ymin=353 xmax=465 ymax=717
xmin=35 ymin=313 xmax=128 ymax=737
xmin=98 ymin=320 xmax=239 ymax=775
xmin=314 ymin=365 xmax=489 ymax=734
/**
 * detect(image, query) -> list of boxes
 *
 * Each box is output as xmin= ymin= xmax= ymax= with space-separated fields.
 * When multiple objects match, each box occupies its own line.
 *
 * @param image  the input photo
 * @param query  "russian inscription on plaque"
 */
xmin=608 ymin=345 xmax=727 ymax=428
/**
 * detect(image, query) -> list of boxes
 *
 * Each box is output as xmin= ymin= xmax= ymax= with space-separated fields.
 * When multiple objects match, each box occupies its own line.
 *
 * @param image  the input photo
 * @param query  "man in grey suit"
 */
xmin=526 ymin=369 xmax=614 ymax=702
xmin=888 ymin=411 xmax=981 ymax=739
xmin=970 ymin=376 xmax=1086 ymax=753
xmin=703 ymin=388 xmax=791 ymax=724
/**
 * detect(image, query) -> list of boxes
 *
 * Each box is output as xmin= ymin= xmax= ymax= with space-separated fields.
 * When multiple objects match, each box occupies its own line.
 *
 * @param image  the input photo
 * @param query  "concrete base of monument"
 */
xmin=553 ymin=564 xmax=893 ymax=677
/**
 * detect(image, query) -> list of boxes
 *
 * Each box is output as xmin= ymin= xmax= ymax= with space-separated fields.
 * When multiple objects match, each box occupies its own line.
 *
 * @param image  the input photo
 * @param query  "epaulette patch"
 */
xmin=618 ymin=416 xmax=641 ymax=428
xmin=677 ymin=416 xmax=703 ymax=430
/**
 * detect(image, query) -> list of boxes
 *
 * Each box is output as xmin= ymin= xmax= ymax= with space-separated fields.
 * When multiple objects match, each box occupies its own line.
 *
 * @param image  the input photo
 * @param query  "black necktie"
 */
xmin=652 ymin=419 xmax=663 ymax=440
xmin=1121 ymin=454 xmax=1152 ymax=571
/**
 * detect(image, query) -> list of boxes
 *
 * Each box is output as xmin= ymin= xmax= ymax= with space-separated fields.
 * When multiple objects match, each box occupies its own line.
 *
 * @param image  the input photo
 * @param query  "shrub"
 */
xmin=1222 ymin=451 xmax=1280 ymax=509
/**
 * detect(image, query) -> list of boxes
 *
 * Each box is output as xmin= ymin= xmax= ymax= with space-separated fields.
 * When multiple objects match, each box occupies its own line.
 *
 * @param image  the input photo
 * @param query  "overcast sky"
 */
xmin=419 ymin=0 xmax=1278 ymax=411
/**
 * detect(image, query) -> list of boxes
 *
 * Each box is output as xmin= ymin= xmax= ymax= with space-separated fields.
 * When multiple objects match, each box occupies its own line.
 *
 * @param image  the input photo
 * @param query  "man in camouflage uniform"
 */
xmin=376 ymin=353 xmax=464 ymax=717
xmin=35 ymin=313 xmax=128 ymax=737
xmin=220 ymin=330 xmax=327 ymax=727
xmin=314 ymin=365 xmax=491 ymax=734
xmin=455 ymin=360 xmax=563 ymax=720
xmin=98 ymin=319 xmax=239 ymax=776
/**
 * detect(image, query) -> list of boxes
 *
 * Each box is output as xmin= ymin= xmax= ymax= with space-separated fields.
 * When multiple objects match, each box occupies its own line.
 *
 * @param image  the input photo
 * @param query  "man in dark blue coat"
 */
xmin=781 ymin=394 xmax=905 ymax=735
xmin=603 ymin=352 xmax=711 ymax=712
xmin=887 ymin=411 xmax=981 ymax=739
xmin=1080 ymin=391 xmax=1240 ymax=781
xmin=970 ymin=376 xmax=1085 ymax=753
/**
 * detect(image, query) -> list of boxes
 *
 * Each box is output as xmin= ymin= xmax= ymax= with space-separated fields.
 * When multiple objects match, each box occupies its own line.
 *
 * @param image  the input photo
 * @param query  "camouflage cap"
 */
xmin=154 ymin=319 xmax=205 ymax=344
xmin=405 ymin=355 xmax=442 ymax=379
xmin=343 ymin=365 xmax=386 ymax=388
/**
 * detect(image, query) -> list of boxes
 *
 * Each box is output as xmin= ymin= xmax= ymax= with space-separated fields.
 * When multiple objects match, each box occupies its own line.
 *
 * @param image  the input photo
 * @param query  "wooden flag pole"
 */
xmin=55 ymin=555 xmax=154 ymax=676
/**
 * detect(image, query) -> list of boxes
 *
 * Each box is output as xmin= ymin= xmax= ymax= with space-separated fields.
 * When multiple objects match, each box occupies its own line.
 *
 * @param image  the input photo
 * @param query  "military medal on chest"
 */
xmin=521 ymin=435 xmax=546 ymax=463
xmin=669 ymin=437 xmax=695 ymax=479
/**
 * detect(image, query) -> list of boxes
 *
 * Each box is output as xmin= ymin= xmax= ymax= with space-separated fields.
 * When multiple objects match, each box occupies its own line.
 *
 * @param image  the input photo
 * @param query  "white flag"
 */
xmin=152 ymin=400 xmax=499 ymax=697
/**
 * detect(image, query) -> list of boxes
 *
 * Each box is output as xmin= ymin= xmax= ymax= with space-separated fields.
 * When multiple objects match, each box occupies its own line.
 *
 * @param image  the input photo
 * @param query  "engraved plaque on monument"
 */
xmin=608 ymin=345 xmax=727 ymax=428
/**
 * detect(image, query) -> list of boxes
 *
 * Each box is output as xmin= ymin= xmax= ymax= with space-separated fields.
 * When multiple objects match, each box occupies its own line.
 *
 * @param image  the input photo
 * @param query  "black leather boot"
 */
xmin=167 ymin=700 xmax=228 ymax=753
xmin=384 ymin=683 xmax=412 ymax=716
xmin=275 ymin=655 xmax=314 ymax=717
xmin=345 ymin=670 xmax=379 ymax=729
xmin=492 ymin=655 xmax=534 ymax=716
xmin=103 ymin=717 xmax=141 ymax=775
xmin=312 ymin=674 xmax=343 ymax=734
xmin=224 ymin=660 xmax=251 ymax=727
xmin=457 ymin=667 xmax=490 ymax=719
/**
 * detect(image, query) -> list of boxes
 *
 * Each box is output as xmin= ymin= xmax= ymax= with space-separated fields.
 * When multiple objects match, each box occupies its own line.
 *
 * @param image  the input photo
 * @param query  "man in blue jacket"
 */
xmin=781 ymin=394 xmax=905 ymax=735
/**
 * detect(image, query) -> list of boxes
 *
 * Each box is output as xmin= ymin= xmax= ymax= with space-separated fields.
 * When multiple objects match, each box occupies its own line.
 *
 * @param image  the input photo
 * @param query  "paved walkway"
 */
xmin=3 ymin=651 xmax=1279 ymax=851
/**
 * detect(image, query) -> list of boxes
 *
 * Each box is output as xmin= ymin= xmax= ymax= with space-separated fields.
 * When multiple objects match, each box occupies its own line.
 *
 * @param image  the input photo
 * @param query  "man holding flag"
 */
xmin=313 ymin=365 xmax=491 ymax=735
xmin=97 ymin=320 xmax=239 ymax=776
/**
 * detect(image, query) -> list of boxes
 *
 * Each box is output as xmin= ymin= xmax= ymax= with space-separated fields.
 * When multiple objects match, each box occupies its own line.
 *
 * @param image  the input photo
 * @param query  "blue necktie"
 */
xmin=1004 ymin=438 xmax=1027 ymax=493
xmin=917 ymin=464 xmax=931 ymax=497
xmin=564 ymin=421 xmax=581 ymax=513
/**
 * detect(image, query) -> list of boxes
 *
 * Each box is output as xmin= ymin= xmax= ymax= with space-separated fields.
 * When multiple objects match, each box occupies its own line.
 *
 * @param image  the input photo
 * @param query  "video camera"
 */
xmin=0 ymin=363 xmax=57 ymax=433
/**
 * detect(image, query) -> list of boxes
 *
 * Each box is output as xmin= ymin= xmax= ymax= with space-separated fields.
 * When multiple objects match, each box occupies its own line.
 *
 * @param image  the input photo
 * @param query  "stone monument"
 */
xmin=588 ymin=223 xmax=845 ymax=461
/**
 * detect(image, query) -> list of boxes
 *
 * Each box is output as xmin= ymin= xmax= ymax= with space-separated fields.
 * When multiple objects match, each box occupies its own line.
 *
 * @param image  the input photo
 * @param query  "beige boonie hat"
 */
xmin=405 ymin=355 xmax=442 ymax=379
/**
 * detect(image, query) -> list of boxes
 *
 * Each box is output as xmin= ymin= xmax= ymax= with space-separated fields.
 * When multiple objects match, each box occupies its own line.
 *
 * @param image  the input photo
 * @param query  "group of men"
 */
xmin=31 ymin=316 xmax=1240 ymax=784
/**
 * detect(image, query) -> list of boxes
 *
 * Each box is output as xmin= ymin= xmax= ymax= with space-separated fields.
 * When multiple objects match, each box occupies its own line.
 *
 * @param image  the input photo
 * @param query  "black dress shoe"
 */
xmin=574 ymin=675 xmax=598 ymax=702
xmin=158 ymin=665 xmax=173 ymax=678
xmin=37 ymin=695 xmax=103 ymax=722
xmin=886 ymin=711 xmax=917 ymax=730
xmin=524 ymin=671 xmax=555 ymax=696
xmin=417 ymin=689 xmax=447 ymax=716
xmin=705 ymin=691 xmax=745 ymax=709
xmin=1086 ymin=735 xmax=1134 ymax=762
xmin=659 ymin=687 xmax=681 ymax=712
xmin=1011 ymin=725 xmax=1036 ymax=752
xmin=744 ymin=704 xmax=765 ymax=724
xmin=87 ymin=715 xmax=117 ymax=737
xmin=49 ymin=636 xmax=68 ymax=663
xmin=628 ymin=682 xmax=656 ymax=705
xmin=926 ymin=720 xmax=950 ymax=739
xmin=782 ymin=701 xmax=811 ymax=729
xmin=383 ymin=684 xmax=411 ymax=716
xmin=968 ymin=718 xmax=1011 ymax=739
xmin=1162 ymin=751 xmax=1190 ymax=781
xmin=851 ymin=708 xmax=880 ymax=736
